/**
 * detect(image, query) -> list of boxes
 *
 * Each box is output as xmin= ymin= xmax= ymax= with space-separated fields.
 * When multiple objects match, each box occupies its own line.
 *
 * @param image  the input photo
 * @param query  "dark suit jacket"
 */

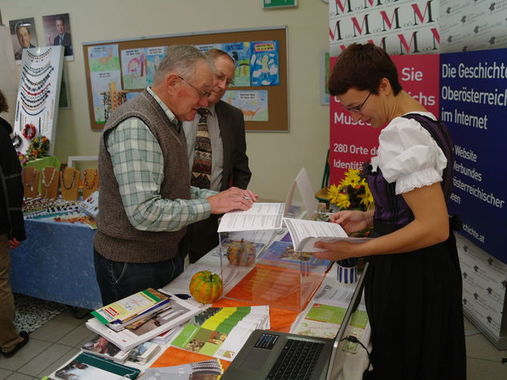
xmin=186 ymin=100 xmax=252 ymax=262
xmin=215 ymin=100 xmax=251 ymax=190
xmin=53 ymin=33 xmax=73 ymax=56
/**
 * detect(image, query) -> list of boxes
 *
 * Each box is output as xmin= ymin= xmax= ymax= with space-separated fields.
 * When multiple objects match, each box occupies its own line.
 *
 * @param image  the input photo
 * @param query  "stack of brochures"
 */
xmin=86 ymin=289 xmax=203 ymax=351
xmin=81 ymin=335 xmax=161 ymax=365
xmin=91 ymin=288 xmax=170 ymax=332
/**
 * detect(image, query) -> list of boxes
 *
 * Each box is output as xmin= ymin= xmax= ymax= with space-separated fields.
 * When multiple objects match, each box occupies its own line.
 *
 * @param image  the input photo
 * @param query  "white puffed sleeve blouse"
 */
xmin=370 ymin=112 xmax=448 ymax=195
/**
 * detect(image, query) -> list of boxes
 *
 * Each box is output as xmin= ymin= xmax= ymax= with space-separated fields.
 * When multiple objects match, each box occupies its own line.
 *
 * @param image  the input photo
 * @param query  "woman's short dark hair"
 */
xmin=328 ymin=43 xmax=402 ymax=96
xmin=0 ymin=89 xmax=8 ymax=113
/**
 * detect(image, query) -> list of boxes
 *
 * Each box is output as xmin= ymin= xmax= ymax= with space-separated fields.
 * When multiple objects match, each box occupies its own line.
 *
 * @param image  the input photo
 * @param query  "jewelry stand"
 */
xmin=15 ymin=46 xmax=64 ymax=156
xmin=60 ymin=167 xmax=80 ymax=201
xmin=82 ymin=168 xmax=99 ymax=200
xmin=40 ymin=167 xmax=60 ymax=199
xmin=22 ymin=166 xmax=40 ymax=198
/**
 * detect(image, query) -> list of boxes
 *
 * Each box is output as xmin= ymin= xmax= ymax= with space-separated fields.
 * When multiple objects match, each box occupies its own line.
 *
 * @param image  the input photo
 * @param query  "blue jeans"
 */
xmin=93 ymin=249 xmax=183 ymax=305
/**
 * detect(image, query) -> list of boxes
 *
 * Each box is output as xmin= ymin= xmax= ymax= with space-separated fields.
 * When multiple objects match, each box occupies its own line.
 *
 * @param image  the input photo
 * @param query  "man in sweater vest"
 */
xmin=94 ymin=45 xmax=257 ymax=305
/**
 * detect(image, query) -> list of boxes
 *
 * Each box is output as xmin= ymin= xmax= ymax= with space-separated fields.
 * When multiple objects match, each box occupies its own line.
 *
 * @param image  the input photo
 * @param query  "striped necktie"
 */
xmin=191 ymin=108 xmax=212 ymax=189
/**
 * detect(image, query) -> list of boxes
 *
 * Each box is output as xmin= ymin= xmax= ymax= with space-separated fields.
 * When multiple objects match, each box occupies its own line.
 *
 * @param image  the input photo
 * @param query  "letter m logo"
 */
xmin=411 ymin=1 xmax=435 ymax=25
xmin=351 ymin=14 xmax=370 ymax=37
xmin=398 ymin=31 xmax=419 ymax=54
xmin=332 ymin=0 xmax=352 ymax=15
xmin=380 ymin=7 xmax=400 ymax=31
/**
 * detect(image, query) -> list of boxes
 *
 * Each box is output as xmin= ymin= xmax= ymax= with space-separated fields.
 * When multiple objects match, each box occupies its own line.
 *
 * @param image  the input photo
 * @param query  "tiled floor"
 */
xmin=0 ymin=309 xmax=506 ymax=379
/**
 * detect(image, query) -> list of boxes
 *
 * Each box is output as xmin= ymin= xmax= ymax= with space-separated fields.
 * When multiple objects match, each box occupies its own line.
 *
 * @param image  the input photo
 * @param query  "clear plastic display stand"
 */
xmin=218 ymin=225 xmax=330 ymax=312
xmin=215 ymin=166 xmax=329 ymax=312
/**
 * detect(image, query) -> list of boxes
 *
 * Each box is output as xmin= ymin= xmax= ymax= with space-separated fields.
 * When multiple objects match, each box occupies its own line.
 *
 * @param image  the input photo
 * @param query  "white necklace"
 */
xmin=42 ymin=168 xmax=57 ymax=187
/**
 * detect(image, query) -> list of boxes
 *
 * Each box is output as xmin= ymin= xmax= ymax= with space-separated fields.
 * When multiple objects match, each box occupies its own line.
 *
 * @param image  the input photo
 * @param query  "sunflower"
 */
xmin=328 ymin=169 xmax=373 ymax=210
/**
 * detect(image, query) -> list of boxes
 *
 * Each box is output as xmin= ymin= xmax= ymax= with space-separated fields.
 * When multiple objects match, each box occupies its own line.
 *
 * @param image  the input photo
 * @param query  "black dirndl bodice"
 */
xmin=362 ymin=114 xmax=466 ymax=380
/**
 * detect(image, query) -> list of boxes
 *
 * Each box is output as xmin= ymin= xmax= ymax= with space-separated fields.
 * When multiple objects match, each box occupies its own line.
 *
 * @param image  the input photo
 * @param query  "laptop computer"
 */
xmin=221 ymin=262 xmax=369 ymax=380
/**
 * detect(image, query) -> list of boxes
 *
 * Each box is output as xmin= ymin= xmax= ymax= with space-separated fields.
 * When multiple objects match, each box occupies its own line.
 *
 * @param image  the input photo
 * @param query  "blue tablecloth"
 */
xmin=10 ymin=219 xmax=102 ymax=309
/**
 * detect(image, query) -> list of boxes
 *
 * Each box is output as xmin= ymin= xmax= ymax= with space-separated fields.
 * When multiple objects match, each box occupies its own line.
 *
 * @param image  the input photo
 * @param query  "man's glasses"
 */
xmin=178 ymin=75 xmax=212 ymax=98
xmin=216 ymin=73 xmax=234 ymax=87
xmin=344 ymin=91 xmax=372 ymax=113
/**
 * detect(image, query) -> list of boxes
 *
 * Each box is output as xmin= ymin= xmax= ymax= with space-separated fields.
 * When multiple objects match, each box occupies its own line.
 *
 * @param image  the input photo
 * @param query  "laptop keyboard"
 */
xmin=266 ymin=339 xmax=324 ymax=380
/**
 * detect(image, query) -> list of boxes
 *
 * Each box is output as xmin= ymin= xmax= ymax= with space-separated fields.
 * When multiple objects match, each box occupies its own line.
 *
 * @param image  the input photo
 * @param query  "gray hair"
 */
xmin=153 ymin=45 xmax=214 ymax=84
xmin=205 ymin=48 xmax=235 ymax=65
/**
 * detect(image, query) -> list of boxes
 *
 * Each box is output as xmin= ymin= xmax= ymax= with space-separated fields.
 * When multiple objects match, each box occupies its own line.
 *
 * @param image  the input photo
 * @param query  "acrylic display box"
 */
xmin=217 ymin=227 xmax=331 ymax=312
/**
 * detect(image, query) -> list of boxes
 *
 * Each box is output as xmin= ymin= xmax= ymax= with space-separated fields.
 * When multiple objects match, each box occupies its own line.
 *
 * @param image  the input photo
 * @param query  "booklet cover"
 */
xmin=258 ymin=240 xmax=331 ymax=268
xmin=86 ymin=292 xmax=202 ymax=351
xmin=283 ymin=218 xmax=371 ymax=252
xmin=91 ymin=288 xmax=169 ymax=330
xmin=218 ymin=202 xmax=285 ymax=232
xmin=291 ymin=301 xmax=370 ymax=354
xmin=81 ymin=335 xmax=129 ymax=363
xmin=126 ymin=341 xmax=160 ymax=364
xmin=170 ymin=306 xmax=270 ymax=361
xmin=54 ymin=352 xmax=140 ymax=379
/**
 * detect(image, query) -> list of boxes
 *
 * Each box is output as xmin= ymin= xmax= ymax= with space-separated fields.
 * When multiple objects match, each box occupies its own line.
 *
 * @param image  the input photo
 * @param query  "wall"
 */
xmin=0 ymin=0 xmax=330 ymax=201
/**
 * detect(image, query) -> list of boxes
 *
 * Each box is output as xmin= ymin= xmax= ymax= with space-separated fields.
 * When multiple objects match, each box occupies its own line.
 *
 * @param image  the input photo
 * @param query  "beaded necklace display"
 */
xmin=20 ymin=100 xmax=47 ymax=116
xmin=20 ymin=93 xmax=49 ymax=108
xmin=20 ymin=103 xmax=47 ymax=116
xmin=19 ymin=65 xmax=52 ymax=117
xmin=21 ymin=72 xmax=53 ymax=89
xmin=22 ymin=66 xmax=55 ymax=79
xmin=83 ymin=169 xmax=98 ymax=190
xmin=20 ymin=104 xmax=46 ymax=117
xmin=26 ymin=47 xmax=52 ymax=61
xmin=23 ymin=60 xmax=51 ymax=72
xmin=17 ymin=47 xmax=58 ymax=140
xmin=21 ymin=79 xmax=49 ymax=94
xmin=22 ymin=198 xmax=80 ymax=220
xmin=42 ymin=168 xmax=58 ymax=188
xmin=23 ymin=168 xmax=37 ymax=193
xmin=21 ymin=83 xmax=51 ymax=97
xmin=61 ymin=170 xmax=77 ymax=190
xmin=20 ymin=89 xmax=50 ymax=106
xmin=22 ymin=63 xmax=54 ymax=77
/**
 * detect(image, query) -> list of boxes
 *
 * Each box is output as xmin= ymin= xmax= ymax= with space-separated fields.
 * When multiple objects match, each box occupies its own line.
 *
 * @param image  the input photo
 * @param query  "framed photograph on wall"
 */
xmin=42 ymin=13 xmax=74 ymax=61
xmin=8 ymin=17 xmax=38 ymax=63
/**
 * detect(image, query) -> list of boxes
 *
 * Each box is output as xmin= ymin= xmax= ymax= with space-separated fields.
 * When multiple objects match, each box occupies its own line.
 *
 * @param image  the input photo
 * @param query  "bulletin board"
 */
xmin=82 ymin=26 xmax=288 ymax=132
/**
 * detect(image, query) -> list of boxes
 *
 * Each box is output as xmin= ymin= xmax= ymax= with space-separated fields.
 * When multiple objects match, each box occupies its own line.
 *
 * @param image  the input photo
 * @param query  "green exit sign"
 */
xmin=263 ymin=0 xmax=298 ymax=9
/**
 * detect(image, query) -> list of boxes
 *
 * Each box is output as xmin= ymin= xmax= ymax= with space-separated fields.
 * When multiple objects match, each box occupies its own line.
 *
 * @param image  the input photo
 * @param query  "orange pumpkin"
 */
xmin=189 ymin=271 xmax=223 ymax=304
